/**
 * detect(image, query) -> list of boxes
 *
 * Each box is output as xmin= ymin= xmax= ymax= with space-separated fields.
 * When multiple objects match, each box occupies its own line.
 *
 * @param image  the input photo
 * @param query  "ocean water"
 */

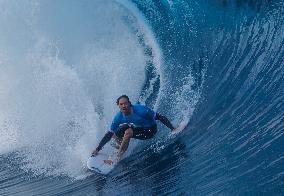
xmin=0 ymin=0 xmax=283 ymax=195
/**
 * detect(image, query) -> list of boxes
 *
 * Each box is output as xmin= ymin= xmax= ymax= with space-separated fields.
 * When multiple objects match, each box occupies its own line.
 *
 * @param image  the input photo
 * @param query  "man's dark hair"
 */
xmin=116 ymin=95 xmax=132 ymax=105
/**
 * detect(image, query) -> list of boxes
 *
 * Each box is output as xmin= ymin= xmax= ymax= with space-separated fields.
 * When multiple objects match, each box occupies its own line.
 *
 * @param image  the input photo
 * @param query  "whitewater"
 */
xmin=0 ymin=0 xmax=283 ymax=195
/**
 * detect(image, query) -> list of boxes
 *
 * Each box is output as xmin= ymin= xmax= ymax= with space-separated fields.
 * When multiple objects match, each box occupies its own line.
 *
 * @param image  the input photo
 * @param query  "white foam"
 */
xmin=0 ymin=0 xmax=162 ymax=178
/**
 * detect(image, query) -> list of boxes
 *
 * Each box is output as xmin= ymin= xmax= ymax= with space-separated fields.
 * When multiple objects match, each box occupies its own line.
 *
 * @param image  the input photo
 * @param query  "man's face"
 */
xmin=118 ymin=97 xmax=131 ymax=114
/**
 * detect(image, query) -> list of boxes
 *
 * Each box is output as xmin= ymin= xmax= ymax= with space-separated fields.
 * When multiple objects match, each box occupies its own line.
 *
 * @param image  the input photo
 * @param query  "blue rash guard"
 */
xmin=110 ymin=104 xmax=156 ymax=133
xmin=95 ymin=104 xmax=175 ymax=152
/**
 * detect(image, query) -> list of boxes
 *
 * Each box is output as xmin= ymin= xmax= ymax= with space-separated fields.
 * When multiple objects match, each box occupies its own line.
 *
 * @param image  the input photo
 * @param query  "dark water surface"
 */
xmin=0 ymin=0 xmax=283 ymax=195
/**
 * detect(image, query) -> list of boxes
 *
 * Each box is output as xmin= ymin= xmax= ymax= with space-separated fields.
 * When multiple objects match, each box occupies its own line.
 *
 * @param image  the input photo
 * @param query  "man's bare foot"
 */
xmin=104 ymin=159 xmax=113 ymax=165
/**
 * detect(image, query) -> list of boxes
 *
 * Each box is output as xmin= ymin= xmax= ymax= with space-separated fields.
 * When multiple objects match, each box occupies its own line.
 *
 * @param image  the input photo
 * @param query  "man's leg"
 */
xmin=117 ymin=128 xmax=133 ymax=160
xmin=112 ymin=134 xmax=122 ymax=149
xmin=131 ymin=125 xmax=157 ymax=140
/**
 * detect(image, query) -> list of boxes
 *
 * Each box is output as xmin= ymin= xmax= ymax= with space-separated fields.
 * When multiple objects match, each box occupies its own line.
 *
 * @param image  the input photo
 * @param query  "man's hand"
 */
xmin=171 ymin=121 xmax=188 ymax=134
xmin=91 ymin=149 xmax=99 ymax=157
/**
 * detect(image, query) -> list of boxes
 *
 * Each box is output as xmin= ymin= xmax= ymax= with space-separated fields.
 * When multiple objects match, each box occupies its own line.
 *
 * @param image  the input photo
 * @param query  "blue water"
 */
xmin=0 ymin=0 xmax=283 ymax=195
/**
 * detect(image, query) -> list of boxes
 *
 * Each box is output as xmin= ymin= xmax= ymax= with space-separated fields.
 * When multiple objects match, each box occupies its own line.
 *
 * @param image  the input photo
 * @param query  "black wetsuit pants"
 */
xmin=115 ymin=123 xmax=157 ymax=140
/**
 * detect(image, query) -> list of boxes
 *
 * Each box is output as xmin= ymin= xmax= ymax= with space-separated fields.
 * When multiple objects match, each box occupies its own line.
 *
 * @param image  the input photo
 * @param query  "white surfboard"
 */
xmin=87 ymin=154 xmax=115 ymax=174
xmin=88 ymin=121 xmax=188 ymax=174
xmin=87 ymin=143 xmax=118 ymax=174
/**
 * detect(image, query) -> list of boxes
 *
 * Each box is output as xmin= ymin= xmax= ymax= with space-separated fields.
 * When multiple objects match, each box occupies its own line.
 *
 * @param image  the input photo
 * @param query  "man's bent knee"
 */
xmin=124 ymin=128 xmax=133 ymax=138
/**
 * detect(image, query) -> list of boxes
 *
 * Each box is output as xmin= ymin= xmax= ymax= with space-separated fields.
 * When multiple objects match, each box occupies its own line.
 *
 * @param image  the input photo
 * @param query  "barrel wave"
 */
xmin=0 ymin=0 xmax=283 ymax=195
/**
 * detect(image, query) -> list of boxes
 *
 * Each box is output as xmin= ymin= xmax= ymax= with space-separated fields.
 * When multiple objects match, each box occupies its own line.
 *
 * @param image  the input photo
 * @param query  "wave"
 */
xmin=0 ymin=0 xmax=283 ymax=195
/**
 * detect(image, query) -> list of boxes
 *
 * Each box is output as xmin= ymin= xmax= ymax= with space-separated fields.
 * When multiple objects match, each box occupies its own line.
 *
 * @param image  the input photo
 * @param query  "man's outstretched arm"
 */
xmin=155 ymin=113 xmax=175 ymax=131
xmin=92 ymin=131 xmax=114 ymax=156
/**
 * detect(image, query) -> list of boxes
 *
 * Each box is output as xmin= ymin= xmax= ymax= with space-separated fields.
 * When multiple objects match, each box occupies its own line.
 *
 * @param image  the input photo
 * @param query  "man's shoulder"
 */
xmin=133 ymin=103 xmax=155 ymax=113
xmin=133 ymin=103 xmax=148 ymax=110
xmin=113 ymin=111 xmax=123 ymax=122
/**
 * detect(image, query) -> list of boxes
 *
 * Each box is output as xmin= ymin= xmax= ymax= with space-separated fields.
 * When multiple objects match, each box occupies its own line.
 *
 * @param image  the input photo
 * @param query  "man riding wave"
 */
xmin=91 ymin=95 xmax=176 ymax=164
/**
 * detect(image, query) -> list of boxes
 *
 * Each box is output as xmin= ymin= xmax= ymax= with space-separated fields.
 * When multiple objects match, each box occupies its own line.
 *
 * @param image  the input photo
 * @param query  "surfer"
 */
xmin=91 ymin=95 xmax=176 ymax=164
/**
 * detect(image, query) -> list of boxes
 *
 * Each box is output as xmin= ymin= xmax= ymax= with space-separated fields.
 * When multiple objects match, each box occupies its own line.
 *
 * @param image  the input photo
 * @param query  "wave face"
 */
xmin=0 ymin=0 xmax=283 ymax=195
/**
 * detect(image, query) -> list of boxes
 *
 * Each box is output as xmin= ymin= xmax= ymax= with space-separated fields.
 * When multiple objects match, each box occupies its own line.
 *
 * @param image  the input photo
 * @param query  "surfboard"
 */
xmin=87 ymin=142 xmax=118 ymax=174
xmin=87 ymin=121 xmax=188 ymax=174
xmin=87 ymin=154 xmax=115 ymax=174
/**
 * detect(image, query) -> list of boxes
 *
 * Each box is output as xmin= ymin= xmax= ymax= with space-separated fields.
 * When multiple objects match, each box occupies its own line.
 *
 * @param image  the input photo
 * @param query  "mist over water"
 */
xmin=1 ymin=0 xmax=283 ymax=195
xmin=0 ymin=0 xmax=166 ymax=178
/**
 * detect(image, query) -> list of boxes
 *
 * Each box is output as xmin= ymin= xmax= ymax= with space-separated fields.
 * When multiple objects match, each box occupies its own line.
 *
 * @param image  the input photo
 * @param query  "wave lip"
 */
xmin=1 ymin=0 xmax=284 ymax=195
xmin=0 ymin=0 xmax=163 ymax=179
